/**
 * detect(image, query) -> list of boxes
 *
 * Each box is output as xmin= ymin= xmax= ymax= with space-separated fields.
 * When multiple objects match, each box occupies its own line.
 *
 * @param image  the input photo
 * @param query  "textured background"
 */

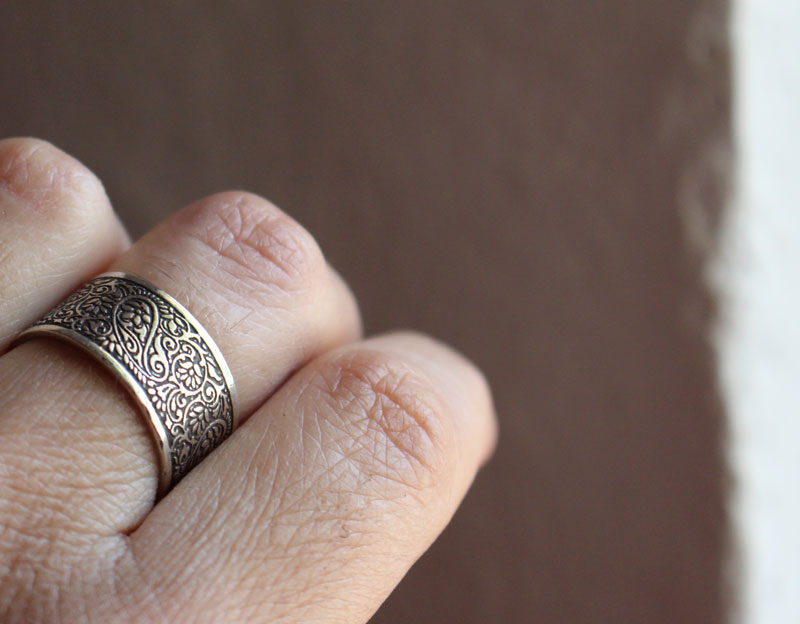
xmin=1 ymin=2 xmax=730 ymax=621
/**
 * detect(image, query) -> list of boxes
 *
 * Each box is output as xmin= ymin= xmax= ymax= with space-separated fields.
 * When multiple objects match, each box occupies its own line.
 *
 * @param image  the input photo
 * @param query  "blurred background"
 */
xmin=1 ymin=2 xmax=730 ymax=622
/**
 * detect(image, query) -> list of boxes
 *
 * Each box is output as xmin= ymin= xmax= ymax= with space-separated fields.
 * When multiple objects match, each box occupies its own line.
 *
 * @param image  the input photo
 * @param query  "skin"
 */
xmin=0 ymin=137 xmax=497 ymax=623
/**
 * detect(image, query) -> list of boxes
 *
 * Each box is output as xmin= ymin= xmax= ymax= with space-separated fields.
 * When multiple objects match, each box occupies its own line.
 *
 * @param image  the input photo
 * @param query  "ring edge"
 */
xmin=12 ymin=324 xmax=173 ymax=498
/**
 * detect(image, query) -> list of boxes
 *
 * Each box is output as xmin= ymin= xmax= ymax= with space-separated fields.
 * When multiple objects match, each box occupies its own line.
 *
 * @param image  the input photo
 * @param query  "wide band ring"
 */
xmin=14 ymin=272 xmax=238 ymax=498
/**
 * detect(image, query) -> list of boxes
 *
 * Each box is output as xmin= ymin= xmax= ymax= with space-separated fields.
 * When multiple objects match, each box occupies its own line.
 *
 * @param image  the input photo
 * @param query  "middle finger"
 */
xmin=0 ymin=192 xmax=361 ymax=540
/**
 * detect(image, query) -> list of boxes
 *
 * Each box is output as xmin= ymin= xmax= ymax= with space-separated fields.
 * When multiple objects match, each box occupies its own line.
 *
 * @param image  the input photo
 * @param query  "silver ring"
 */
xmin=13 ymin=272 xmax=238 ymax=498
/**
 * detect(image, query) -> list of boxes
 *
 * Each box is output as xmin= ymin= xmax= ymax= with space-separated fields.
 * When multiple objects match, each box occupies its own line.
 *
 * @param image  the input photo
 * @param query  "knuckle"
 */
xmin=0 ymin=137 xmax=109 ymax=221
xmin=309 ymin=349 xmax=455 ymax=491
xmin=184 ymin=191 xmax=326 ymax=294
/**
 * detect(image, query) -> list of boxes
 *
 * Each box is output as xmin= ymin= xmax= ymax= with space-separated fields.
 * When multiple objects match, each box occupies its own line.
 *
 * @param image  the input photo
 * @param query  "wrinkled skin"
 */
xmin=0 ymin=138 xmax=496 ymax=623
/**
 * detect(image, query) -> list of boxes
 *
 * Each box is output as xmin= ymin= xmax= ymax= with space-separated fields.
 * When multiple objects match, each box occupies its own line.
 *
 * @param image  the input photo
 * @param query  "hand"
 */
xmin=0 ymin=138 xmax=497 ymax=623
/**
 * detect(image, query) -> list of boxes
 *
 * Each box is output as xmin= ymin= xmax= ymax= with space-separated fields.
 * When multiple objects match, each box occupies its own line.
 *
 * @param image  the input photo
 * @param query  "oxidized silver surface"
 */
xmin=15 ymin=272 xmax=237 ymax=498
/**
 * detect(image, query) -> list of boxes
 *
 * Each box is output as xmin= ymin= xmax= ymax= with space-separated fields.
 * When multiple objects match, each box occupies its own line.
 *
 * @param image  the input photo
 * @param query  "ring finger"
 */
xmin=0 ymin=190 xmax=361 ymax=543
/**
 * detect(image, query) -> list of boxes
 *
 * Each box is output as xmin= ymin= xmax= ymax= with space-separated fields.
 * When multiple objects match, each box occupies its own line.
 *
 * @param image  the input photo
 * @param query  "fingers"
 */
xmin=0 ymin=144 xmax=497 ymax=623
xmin=0 ymin=138 xmax=129 ymax=350
xmin=0 ymin=192 xmax=361 ymax=539
xmin=123 ymin=333 xmax=496 ymax=623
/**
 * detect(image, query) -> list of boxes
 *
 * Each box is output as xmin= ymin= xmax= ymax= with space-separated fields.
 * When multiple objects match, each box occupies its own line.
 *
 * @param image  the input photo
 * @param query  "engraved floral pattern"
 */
xmin=33 ymin=275 xmax=234 ymax=490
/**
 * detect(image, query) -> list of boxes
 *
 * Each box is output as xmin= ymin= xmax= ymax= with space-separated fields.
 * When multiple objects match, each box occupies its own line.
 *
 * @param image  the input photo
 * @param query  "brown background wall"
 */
xmin=1 ymin=2 xmax=730 ymax=621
